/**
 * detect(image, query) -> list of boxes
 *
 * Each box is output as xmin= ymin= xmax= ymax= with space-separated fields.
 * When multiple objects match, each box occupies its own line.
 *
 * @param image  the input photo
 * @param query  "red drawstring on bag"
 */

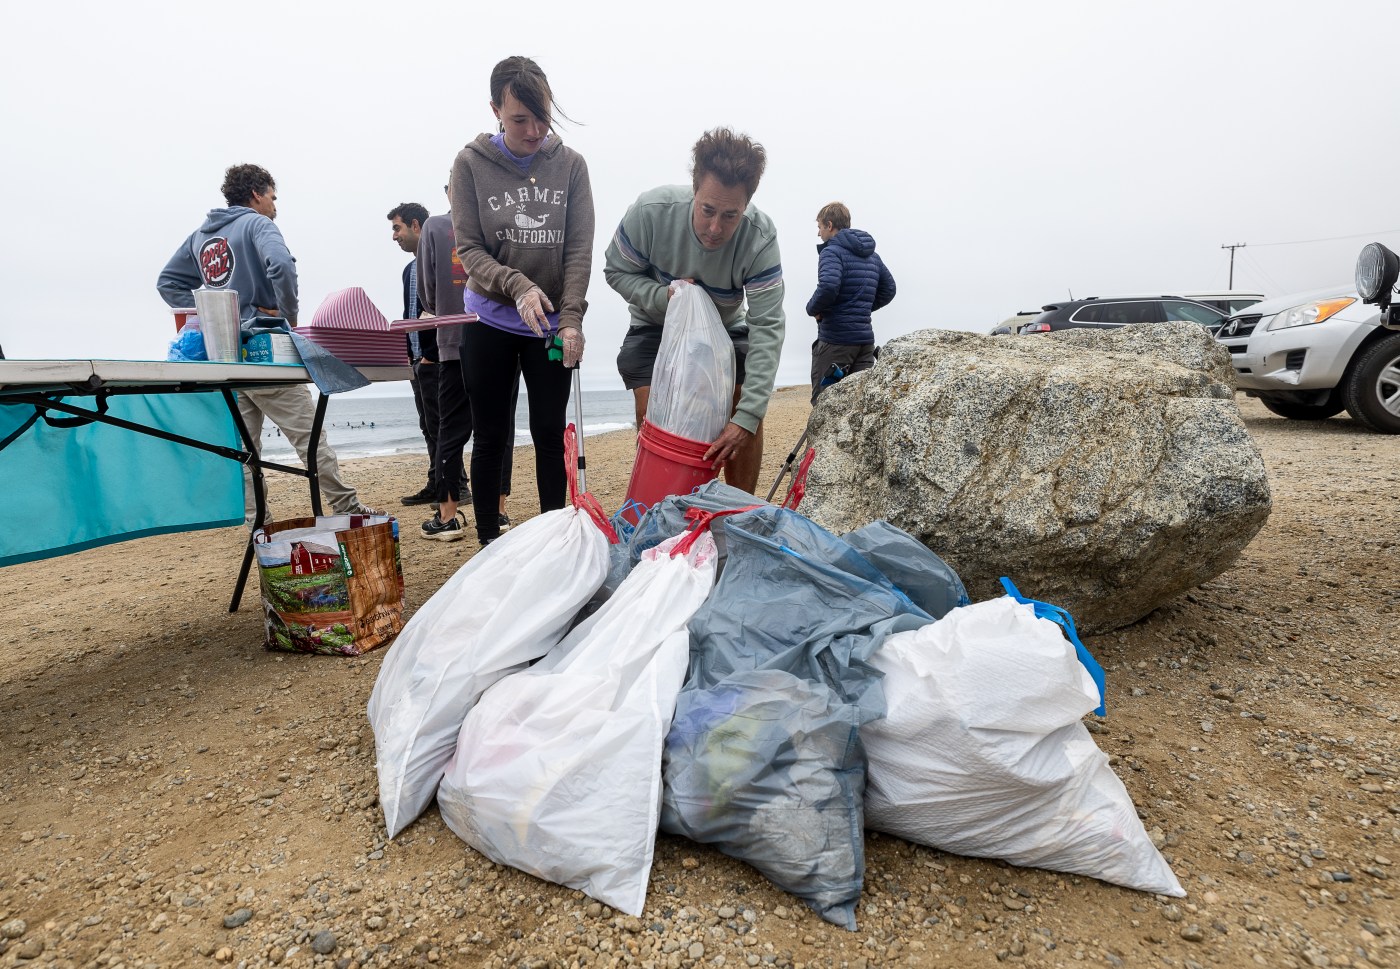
xmin=565 ymin=424 xmax=620 ymax=543
xmin=670 ymin=503 xmax=764 ymax=556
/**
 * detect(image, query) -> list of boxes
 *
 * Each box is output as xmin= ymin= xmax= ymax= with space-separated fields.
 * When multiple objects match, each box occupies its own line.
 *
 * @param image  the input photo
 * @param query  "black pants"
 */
xmin=409 ymin=360 xmax=441 ymax=491
xmin=434 ymin=359 xmax=471 ymax=504
xmin=461 ymin=324 xmax=571 ymax=542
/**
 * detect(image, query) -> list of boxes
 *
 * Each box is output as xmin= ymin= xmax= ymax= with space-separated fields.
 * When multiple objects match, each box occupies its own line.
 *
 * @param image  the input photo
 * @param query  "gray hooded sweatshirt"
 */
xmin=449 ymin=132 xmax=594 ymax=332
xmin=157 ymin=206 xmax=299 ymax=323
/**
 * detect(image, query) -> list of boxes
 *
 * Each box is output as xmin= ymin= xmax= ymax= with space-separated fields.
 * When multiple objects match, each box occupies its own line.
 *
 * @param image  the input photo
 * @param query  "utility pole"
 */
xmin=1221 ymin=243 xmax=1247 ymax=288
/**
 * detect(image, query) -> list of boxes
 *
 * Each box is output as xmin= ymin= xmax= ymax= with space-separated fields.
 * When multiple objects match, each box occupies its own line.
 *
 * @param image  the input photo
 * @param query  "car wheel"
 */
xmin=1256 ymin=391 xmax=1345 ymax=421
xmin=1342 ymin=333 xmax=1400 ymax=433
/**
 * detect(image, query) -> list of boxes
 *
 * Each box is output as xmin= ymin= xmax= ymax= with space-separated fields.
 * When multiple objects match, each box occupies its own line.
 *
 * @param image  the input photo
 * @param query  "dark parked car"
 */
xmin=1018 ymin=296 xmax=1227 ymax=334
xmin=989 ymin=311 xmax=1040 ymax=336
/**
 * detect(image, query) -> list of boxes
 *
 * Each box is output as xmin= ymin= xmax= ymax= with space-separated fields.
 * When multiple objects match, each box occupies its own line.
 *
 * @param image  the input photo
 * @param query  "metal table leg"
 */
xmin=308 ymin=391 xmax=326 ymax=516
xmin=225 ymin=389 xmax=262 ymax=613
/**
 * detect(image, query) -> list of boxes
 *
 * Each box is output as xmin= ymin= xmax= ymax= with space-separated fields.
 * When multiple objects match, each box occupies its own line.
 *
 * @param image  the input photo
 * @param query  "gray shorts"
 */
xmin=811 ymin=340 xmax=876 ymax=402
xmin=616 ymin=324 xmax=749 ymax=391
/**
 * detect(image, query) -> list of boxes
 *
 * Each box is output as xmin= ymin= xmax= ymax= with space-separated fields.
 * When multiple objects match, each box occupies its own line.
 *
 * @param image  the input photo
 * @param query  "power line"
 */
xmin=1249 ymin=228 xmax=1400 ymax=248
xmin=1239 ymin=250 xmax=1287 ymax=295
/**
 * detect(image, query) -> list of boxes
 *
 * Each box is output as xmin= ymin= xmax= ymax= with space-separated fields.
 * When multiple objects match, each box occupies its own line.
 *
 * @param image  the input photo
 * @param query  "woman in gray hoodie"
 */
xmin=430 ymin=56 xmax=594 ymax=546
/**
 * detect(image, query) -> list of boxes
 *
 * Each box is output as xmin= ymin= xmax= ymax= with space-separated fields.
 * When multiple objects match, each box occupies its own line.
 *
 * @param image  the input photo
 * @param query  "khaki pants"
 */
xmin=236 ymin=385 xmax=362 ymax=521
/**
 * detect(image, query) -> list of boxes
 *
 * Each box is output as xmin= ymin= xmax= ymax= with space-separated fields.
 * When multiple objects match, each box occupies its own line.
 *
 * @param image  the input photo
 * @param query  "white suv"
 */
xmin=1215 ymin=285 xmax=1400 ymax=432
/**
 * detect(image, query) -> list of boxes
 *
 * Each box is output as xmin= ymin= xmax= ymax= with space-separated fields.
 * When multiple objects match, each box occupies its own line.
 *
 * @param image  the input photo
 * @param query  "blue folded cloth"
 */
xmin=245 ymin=317 xmax=370 ymax=395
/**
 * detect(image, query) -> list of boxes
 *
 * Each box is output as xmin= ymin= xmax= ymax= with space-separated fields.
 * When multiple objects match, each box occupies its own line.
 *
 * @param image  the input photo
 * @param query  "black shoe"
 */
xmin=421 ymin=511 xmax=466 ymax=542
xmin=401 ymin=486 xmax=435 ymax=506
xmin=498 ymin=513 xmax=512 ymax=532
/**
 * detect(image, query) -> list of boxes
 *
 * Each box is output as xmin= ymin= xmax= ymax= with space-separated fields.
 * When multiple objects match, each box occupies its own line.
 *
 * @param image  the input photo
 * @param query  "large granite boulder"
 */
xmin=799 ymin=322 xmax=1271 ymax=633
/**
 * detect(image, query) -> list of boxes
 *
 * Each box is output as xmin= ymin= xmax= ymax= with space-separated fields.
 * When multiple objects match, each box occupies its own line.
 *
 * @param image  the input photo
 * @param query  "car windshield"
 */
xmin=1074 ymin=301 xmax=1161 ymax=325
xmin=1224 ymin=298 xmax=1263 ymax=313
xmin=1163 ymin=300 xmax=1226 ymax=327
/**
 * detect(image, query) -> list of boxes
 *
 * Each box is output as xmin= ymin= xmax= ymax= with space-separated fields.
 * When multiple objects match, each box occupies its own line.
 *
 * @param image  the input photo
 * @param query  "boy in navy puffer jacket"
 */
xmin=805 ymin=202 xmax=896 ymax=402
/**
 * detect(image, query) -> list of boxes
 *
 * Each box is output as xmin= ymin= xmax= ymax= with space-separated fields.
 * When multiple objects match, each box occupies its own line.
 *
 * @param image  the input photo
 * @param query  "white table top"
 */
xmin=0 ymin=359 xmax=411 ymax=396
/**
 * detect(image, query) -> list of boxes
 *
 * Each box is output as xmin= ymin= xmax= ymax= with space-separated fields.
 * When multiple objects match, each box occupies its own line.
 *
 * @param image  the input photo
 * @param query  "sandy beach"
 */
xmin=1 ymin=388 xmax=1397 ymax=969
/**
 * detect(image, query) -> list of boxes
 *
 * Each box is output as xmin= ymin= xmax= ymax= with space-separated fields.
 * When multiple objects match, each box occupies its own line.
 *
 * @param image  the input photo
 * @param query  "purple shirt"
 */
xmin=465 ymin=288 xmax=560 ymax=337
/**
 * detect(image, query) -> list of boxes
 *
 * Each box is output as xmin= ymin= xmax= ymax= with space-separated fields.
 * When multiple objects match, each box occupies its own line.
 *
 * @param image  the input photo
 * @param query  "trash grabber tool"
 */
xmin=765 ymin=426 xmax=809 ymax=502
xmin=765 ymin=362 xmax=845 ymax=502
xmin=570 ymin=366 xmax=587 ymax=494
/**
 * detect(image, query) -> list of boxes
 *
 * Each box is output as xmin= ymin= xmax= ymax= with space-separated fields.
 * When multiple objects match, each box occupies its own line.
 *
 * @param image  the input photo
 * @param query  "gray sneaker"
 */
xmin=422 ymin=510 xmax=466 ymax=541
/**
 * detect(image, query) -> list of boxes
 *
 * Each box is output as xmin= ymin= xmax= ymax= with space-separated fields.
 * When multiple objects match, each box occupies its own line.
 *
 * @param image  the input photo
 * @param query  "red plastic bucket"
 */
xmin=619 ymin=420 xmax=718 ymax=526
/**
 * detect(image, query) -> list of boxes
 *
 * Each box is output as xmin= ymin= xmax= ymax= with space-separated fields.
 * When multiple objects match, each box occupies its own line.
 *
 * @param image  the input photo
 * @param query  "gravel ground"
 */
xmin=1 ymin=390 xmax=1397 ymax=969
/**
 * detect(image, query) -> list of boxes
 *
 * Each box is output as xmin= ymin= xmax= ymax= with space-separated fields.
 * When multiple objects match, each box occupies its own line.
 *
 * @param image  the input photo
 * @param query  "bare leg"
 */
xmin=724 ymin=419 xmax=763 ymax=494
xmin=720 ymin=384 xmax=762 ymax=494
xmin=632 ymin=386 xmax=650 ymax=429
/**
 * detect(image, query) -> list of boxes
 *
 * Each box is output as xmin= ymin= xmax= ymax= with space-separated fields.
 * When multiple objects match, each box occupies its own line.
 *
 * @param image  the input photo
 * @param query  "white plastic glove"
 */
xmin=559 ymin=325 xmax=584 ymax=368
xmin=515 ymin=287 xmax=554 ymax=337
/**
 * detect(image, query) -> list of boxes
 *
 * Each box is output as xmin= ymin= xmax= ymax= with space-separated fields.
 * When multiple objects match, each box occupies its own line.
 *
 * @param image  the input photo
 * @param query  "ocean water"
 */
xmin=256 ymin=387 xmax=636 ymax=462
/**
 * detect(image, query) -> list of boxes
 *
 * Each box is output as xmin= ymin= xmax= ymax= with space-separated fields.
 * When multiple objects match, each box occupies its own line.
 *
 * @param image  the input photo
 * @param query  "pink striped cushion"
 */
xmin=307 ymin=287 xmax=390 ymax=330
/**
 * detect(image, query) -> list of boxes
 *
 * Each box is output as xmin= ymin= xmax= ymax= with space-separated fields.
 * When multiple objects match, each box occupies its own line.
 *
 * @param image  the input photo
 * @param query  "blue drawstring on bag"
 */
xmin=999 ymin=577 xmax=1107 ymax=716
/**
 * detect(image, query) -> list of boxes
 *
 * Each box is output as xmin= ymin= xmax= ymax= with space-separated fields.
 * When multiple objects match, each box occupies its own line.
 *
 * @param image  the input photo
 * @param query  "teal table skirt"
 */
xmin=0 ymin=393 xmax=244 ymax=567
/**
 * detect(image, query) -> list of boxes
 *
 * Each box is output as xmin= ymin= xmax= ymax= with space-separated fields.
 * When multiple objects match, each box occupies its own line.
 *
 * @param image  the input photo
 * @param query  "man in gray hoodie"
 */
xmin=157 ymin=164 xmax=375 ymax=523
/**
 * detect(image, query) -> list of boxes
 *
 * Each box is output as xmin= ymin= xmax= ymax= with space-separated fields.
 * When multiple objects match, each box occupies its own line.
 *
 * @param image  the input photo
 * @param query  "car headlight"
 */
xmin=1265 ymin=297 xmax=1356 ymax=331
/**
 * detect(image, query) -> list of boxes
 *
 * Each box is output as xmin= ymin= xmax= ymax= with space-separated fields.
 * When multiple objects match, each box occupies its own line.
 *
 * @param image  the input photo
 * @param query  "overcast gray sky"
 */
xmin=4 ymin=0 xmax=1398 ymax=392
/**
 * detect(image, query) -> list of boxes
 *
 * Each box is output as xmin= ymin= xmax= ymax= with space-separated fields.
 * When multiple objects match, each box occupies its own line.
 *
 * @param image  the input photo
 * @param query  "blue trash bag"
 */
xmin=624 ymin=480 xmax=761 ymax=565
xmin=661 ymin=670 xmax=866 ymax=928
xmin=842 ymin=520 xmax=970 ymax=620
xmin=661 ymin=505 xmax=933 ymax=930
xmin=679 ymin=506 xmax=929 ymax=707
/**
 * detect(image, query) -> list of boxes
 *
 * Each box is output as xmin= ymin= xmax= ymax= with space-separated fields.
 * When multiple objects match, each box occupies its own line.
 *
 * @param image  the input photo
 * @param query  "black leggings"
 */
xmin=435 ymin=359 xmax=517 ymax=503
xmin=460 ymin=322 xmax=573 ymax=542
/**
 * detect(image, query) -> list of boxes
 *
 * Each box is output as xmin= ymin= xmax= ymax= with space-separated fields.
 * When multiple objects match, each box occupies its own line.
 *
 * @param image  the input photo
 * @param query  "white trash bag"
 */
xmin=863 ymin=596 xmax=1184 ymax=897
xmin=437 ymin=528 xmax=718 ymax=915
xmin=368 ymin=470 xmax=613 ymax=838
xmin=646 ymin=280 xmax=736 ymax=442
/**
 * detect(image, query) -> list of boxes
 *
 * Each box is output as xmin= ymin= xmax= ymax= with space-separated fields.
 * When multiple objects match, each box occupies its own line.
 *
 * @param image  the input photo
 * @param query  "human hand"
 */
xmin=515 ymin=287 xmax=554 ymax=337
xmin=667 ymin=278 xmax=696 ymax=300
xmin=702 ymin=421 xmax=753 ymax=470
xmin=559 ymin=325 xmax=585 ymax=368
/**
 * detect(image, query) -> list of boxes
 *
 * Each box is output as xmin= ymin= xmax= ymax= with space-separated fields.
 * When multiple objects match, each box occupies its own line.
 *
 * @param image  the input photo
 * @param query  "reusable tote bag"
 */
xmin=253 ymin=514 xmax=405 ymax=656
